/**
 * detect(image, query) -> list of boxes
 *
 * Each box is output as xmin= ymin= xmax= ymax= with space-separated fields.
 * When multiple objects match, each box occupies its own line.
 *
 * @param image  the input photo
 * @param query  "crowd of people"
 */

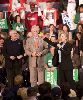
xmin=0 ymin=0 xmax=83 ymax=100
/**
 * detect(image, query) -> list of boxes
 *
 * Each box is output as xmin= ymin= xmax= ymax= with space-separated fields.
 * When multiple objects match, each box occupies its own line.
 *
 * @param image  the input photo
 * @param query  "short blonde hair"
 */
xmin=14 ymin=74 xmax=23 ymax=85
xmin=58 ymin=32 xmax=69 ymax=43
xmin=31 ymin=25 xmax=40 ymax=33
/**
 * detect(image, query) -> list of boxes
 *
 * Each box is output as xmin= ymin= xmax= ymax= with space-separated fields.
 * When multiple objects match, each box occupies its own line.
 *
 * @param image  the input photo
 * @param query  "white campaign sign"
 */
xmin=61 ymin=13 xmax=73 ymax=30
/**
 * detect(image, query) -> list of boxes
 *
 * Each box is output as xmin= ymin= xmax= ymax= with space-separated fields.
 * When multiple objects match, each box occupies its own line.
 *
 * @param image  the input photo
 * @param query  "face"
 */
xmin=0 ymin=12 xmax=3 ymax=19
xmin=46 ymin=2 xmax=53 ymax=9
xmin=32 ymin=29 xmax=39 ymax=37
xmin=50 ymin=47 xmax=55 ymax=55
xmin=63 ymin=26 xmax=68 ymax=32
xmin=60 ymin=33 xmax=67 ymax=43
xmin=76 ymin=33 xmax=81 ymax=40
xmin=50 ymin=37 xmax=56 ymax=42
xmin=17 ymin=16 xmax=21 ymax=23
xmin=78 ymin=25 xmax=83 ymax=31
xmin=49 ymin=25 xmax=54 ymax=31
xmin=80 ymin=7 xmax=83 ymax=13
xmin=30 ymin=5 xmax=35 ymax=12
xmin=9 ymin=31 xmax=19 ymax=40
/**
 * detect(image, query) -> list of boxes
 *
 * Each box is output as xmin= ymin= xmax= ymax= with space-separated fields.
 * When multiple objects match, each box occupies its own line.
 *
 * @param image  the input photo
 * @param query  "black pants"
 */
xmin=58 ymin=68 xmax=75 ymax=88
xmin=6 ymin=59 xmax=22 ymax=87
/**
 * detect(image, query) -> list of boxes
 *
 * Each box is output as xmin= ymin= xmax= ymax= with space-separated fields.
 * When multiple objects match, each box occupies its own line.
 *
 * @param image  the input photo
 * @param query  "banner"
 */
xmin=0 ymin=19 xmax=8 ymax=29
xmin=9 ymin=0 xmax=25 ymax=12
xmin=73 ymin=68 xmax=78 ymax=82
xmin=45 ymin=68 xmax=57 ymax=87
xmin=61 ymin=12 xmax=75 ymax=30
xmin=79 ymin=0 xmax=83 ymax=5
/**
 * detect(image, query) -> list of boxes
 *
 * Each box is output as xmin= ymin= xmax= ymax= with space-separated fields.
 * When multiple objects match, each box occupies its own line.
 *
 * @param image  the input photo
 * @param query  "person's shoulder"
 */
xmin=4 ymin=38 xmax=11 ymax=42
xmin=26 ymin=37 xmax=32 ymax=42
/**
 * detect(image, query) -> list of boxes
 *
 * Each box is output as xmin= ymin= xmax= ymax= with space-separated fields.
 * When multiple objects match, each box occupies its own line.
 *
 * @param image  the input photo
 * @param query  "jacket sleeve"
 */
xmin=25 ymin=38 xmax=32 ymax=56
xmin=43 ymin=37 xmax=57 ymax=47
xmin=41 ymin=40 xmax=48 ymax=56
xmin=2 ymin=40 xmax=10 ymax=59
xmin=52 ymin=48 xmax=59 ymax=67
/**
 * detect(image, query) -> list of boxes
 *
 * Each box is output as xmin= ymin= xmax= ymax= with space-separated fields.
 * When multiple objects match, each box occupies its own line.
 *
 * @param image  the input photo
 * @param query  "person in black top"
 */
xmin=3 ymin=30 xmax=24 ymax=87
xmin=53 ymin=33 xmax=75 ymax=88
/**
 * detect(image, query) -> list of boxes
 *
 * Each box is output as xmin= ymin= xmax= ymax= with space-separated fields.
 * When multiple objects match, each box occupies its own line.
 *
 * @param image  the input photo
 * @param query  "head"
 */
xmin=38 ymin=82 xmax=51 ymax=95
xmin=49 ymin=45 xmax=55 ymax=55
xmin=15 ymin=15 xmax=21 ymax=23
xmin=41 ymin=94 xmax=52 ymax=100
xmin=30 ymin=2 xmax=35 ymax=12
xmin=79 ymin=4 xmax=83 ymax=13
xmin=9 ymin=30 xmax=19 ymax=40
xmin=63 ymin=24 xmax=70 ymax=32
xmin=77 ymin=24 xmax=83 ymax=32
xmin=0 ymin=11 xmax=3 ymax=19
xmin=76 ymin=32 xmax=81 ymax=40
xmin=14 ymin=74 xmax=23 ymax=86
xmin=17 ymin=87 xmax=28 ymax=100
xmin=51 ymin=86 xmax=62 ymax=99
xmin=46 ymin=1 xmax=53 ymax=9
xmin=59 ymin=33 xmax=68 ymax=43
xmin=27 ymin=87 xmax=37 ymax=97
xmin=49 ymin=24 xmax=55 ymax=32
xmin=60 ymin=82 xmax=71 ymax=96
xmin=31 ymin=25 xmax=40 ymax=37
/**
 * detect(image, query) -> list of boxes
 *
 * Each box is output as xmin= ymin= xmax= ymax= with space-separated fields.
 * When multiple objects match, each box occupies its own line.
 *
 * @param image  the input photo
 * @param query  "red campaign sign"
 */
xmin=8 ymin=0 xmax=25 ymax=12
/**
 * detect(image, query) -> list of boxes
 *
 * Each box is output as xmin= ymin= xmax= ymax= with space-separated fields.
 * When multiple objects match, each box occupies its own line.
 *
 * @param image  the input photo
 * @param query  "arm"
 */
xmin=43 ymin=37 xmax=57 ymax=47
xmin=41 ymin=40 xmax=48 ymax=56
xmin=25 ymin=38 xmax=32 ymax=56
xmin=2 ymin=40 xmax=10 ymax=59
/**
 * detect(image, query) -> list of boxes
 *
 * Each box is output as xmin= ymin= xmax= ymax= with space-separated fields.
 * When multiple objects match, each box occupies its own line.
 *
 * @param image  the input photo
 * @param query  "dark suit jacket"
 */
xmin=53 ymin=42 xmax=73 ymax=70
xmin=3 ymin=38 xmax=24 ymax=68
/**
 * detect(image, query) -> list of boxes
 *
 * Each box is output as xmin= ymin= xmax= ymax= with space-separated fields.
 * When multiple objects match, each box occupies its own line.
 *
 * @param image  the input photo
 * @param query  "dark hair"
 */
xmin=38 ymin=82 xmax=51 ymax=95
xmin=41 ymin=94 xmax=52 ymax=100
xmin=77 ymin=23 xmax=83 ymax=29
xmin=49 ymin=24 xmax=54 ymax=28
xmin=60 ymin=82 xmax=71 ymax=99
xmin=76 ymin=32 xmax=81 ymax=35
xmin=63 ymin=24 xmax=70 ymax=32
xmin=76 ymin=80 xmax=83 ymax=99
xmin=79 ymin=4 xmax=83 ymax=8
xmin=51 ymin=87 xmax=62 ymax=99
xmin=14 ymin=15 xmax=22 ymax=23
xmin=27 ymin=87 xmax=37 ymax=97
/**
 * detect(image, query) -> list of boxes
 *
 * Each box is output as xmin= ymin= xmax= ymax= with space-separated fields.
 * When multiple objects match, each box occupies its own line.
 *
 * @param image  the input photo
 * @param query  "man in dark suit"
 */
xmin=3 ymin=30 xmax=24 ymax=87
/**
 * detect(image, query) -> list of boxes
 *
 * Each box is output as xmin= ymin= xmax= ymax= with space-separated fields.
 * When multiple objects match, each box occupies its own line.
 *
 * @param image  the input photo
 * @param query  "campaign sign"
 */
xmin=0 ymin=19 xmax=8 ymax=29
xmin=61 ymin=13 xmax=72 ymax=30
xmin=73 ymin=68 xmax=78 ymax=81
xmin=45 ymin=68 xmax=57 ymax=87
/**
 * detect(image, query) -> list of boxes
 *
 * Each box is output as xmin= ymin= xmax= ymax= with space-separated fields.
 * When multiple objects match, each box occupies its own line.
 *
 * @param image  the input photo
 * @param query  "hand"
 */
xmin=80 ymin=51 xmax=83 ymax=57
xmin=57 ymin=44 xmax=62 ymax=49
xmin=10 ymin=56 xmax=16 ymax=60
xmin=36 ymin=52 xmax=42 ymax=56
xmin=31 ymin=52 xmax=36 ymax=57
xmin=46 ymin=68 xmax=51 ymax=72
xmin=17 ymin=55 xmax=23 ymax=59
xmin=44 ymin=64 xmax=48 ymax=69
xmin=51 ymin=67 xmax=55 ymax=71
